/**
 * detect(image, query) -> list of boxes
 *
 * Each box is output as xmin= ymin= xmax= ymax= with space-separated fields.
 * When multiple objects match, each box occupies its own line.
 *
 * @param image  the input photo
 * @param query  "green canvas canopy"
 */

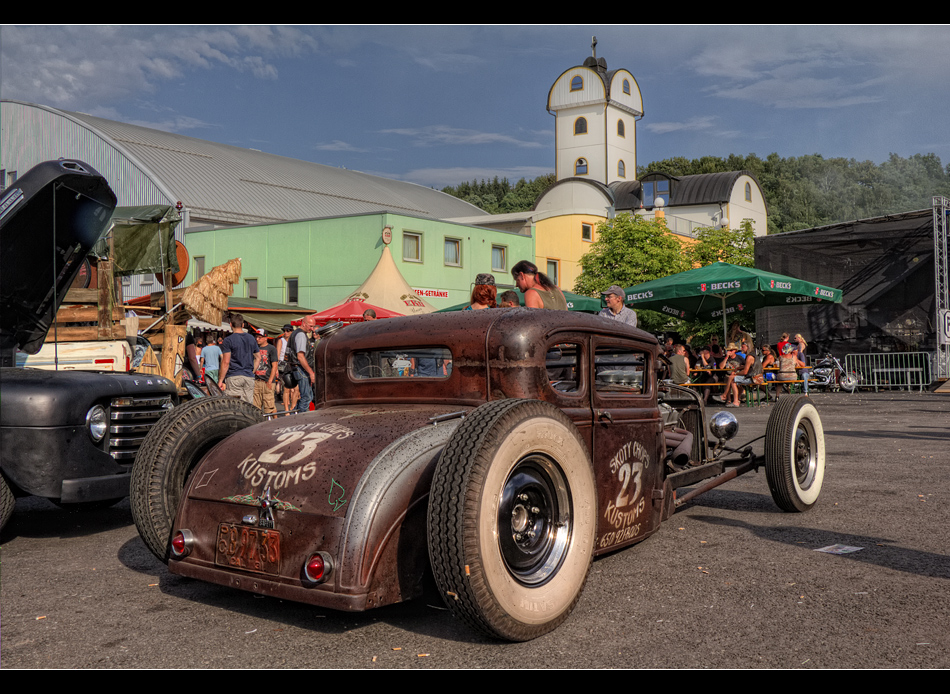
xmin=622 ymin=262 xmax=843 ymax=340
xmin=92 ymin=205 xmax=182 ymax=276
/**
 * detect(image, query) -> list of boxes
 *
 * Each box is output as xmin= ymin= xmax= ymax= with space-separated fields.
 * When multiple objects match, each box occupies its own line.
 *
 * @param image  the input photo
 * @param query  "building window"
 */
xmin=444 ymin=238 xmax=461 ymax=267
xmin=285 ymin=277 xmax=299 ymax=306
xmin=403 ymin=232 xmax=422 ymax=262
xmin=245 ymin=278 xmax=258 ymax=299
xmin=574 ymin=117 xmax=587 ymax=135
xmin=641 ymin=178 xmax=670 ymax=208
xmin=492 ymin=245 xmax=507 ymax=272
xmin=122 ymin=276 xmax=131 ymax=286
xmin=547 ymin=260 xmax=560 ymax=287
xmin=617 ymin=119 xmax=625 ymax=137
xmin=745 ymin=182 xmax=752 ymax=202
xmin=141 ymin=274 xmax=153 ymax=286
xmin=194 ymin=256 xmax=205 ymax=282
xmin=571 ymin=75 xmax=583 ymax=91
xmin=618 ymin=160 xmax=626 ymax=178
xmin=582 ymin=223 xmax=593 ymax=242
xmin=623 ymin=79 xmax=630 ymax=95
xmin=575 ymin=158 xmax=588 ymax=176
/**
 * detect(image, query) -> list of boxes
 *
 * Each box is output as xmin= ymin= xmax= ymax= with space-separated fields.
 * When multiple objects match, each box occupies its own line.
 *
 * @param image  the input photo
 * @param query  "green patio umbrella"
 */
xmin=622 ymin=262 xmax=842 ymax=341
xmin=435 ymin=289 xmax=603 ymax=313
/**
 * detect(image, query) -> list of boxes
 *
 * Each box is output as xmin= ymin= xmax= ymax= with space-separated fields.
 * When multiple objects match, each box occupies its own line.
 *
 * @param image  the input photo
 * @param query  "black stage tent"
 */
xmin=755 ymin=209 xmax=936 ymax=357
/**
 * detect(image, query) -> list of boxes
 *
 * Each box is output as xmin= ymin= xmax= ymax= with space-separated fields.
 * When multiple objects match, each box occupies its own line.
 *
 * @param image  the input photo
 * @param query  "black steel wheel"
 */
xmin=427 ymin=399 xmax=596 ymax=641
xmin=765 ymin=396 xmax=825 ymax=512
xmin=130 ymin=397 xmax=264 ymax=562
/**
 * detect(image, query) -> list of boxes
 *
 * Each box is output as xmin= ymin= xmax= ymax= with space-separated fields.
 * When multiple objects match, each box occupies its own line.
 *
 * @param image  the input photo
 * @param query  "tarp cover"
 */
xmin=94 ymin=205 xmax=181 ymax=276
xmin=755 ymin=209 xmax=936 ymax=356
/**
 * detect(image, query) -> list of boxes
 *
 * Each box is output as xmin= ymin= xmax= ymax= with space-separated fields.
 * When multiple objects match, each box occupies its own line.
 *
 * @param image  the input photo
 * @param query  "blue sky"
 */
xmin=2 ymin=25 xmax=949 ymax=188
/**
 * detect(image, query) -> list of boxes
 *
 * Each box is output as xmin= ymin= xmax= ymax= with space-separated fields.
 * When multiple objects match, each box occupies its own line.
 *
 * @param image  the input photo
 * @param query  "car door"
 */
xmin=590 ymin=336 xmax=664 ymax=553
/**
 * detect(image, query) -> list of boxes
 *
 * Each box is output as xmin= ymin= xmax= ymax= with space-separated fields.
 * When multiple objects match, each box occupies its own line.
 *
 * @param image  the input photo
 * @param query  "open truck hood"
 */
xmin=0 ymin=160 xmax=117 ymax=361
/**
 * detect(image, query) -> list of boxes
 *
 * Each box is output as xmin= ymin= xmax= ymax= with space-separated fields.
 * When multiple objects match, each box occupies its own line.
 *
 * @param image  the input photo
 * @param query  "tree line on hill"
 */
xmin=442 ymin=152 xmax=950 ymax=234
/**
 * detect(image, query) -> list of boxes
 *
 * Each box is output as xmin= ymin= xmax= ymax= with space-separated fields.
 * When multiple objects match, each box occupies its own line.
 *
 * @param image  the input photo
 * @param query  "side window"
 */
xmin=595 ymin=346 xmax=649 ymax=395
xmin=546 ymin=342 xmax=582 ymax=395
xmin=571 ymin=75 xmax=583 ymax=91
xmin=574 ymin=117 xmax=587 ymax=135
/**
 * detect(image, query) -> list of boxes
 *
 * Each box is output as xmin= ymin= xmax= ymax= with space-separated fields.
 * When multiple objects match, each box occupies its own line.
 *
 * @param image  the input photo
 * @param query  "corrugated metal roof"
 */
xmin=4 ymin=101 xmax=486 ymax=225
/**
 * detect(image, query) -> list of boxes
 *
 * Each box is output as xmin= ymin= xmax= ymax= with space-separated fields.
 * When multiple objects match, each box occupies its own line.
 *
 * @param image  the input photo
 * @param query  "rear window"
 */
xmin=349 ymin=346 xmax=453 ymax=379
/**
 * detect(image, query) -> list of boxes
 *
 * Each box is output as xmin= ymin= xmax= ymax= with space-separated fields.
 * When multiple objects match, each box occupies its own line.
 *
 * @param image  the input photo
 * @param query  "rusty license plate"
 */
xmin=215 ymin=523 xmax=281 ymax=575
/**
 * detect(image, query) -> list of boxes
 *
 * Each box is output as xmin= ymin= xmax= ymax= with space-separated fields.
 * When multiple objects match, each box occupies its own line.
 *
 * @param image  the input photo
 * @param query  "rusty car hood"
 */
xmin=183 ymin=404 xmax=469 ymax=517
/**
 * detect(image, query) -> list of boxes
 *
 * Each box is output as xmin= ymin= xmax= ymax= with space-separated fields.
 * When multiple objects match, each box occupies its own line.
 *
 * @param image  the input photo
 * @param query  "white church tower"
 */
xmin=547 ymin=37 xmax=643 ymax=185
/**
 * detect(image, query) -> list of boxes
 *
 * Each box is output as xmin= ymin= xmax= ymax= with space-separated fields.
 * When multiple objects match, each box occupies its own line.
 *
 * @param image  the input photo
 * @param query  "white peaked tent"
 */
xmin=343 ymin=246 xmax=437 ymax=315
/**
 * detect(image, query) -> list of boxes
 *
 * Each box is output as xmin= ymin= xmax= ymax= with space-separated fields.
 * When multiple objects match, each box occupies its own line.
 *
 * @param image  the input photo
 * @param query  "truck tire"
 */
xmin=131 ymin=397 xmax=264 ymax=562
xmin=765 ymin=396 xmax=825 ymax=512
xmin=427 ymin=399 xmax=596 ymax=641
xmin=1 ymin=474 xmax=15 ymax=532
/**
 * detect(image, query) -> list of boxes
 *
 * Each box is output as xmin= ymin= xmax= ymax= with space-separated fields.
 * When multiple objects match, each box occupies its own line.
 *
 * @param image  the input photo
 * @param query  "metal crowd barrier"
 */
xmin=844 ymin=352 xmax=935 ymax=392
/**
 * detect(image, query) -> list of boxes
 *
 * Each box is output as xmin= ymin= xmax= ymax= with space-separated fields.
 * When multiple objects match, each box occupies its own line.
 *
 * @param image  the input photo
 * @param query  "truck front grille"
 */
xmin=109 ymin=395 xmax=174 ymax=460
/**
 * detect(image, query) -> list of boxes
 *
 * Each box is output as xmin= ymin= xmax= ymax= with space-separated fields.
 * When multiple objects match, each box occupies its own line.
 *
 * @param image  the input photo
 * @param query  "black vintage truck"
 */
xmin=0 ymin=159 xmax=177 ymax=531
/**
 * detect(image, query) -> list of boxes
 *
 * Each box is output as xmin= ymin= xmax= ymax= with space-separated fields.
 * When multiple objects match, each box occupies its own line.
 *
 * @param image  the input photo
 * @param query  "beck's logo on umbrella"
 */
xmin=700 ymin=283 xmax=707 ymax=292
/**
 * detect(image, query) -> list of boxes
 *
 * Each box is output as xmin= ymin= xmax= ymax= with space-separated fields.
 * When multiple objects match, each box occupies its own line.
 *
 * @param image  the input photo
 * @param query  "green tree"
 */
xmin=574 ymin=214 xmax=692 ymax=332
xmin=688 ymin=219 xmax=755 ymax=268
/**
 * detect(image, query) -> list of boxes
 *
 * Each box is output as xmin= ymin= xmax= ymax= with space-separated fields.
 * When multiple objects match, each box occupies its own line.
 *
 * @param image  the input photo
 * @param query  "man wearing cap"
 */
xmin=253 ymin=329 xmax=279 ymax=414
xmin=598 ymin=285 xmax=638 ymax=328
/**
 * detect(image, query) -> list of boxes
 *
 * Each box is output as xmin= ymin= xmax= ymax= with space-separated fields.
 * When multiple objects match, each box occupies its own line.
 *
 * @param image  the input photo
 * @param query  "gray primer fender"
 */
xmin=337 ymin=417 xmax=463 ymax=599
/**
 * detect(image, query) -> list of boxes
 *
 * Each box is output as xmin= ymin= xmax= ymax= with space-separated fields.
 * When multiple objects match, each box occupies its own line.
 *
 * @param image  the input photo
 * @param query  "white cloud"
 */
xmin=0 ymin=25 xmax=316 ymax=111
xmin=644 ymin=116 xmax=717 ymax=134
xmin=380 ymin=125 xmax=545 ymax=148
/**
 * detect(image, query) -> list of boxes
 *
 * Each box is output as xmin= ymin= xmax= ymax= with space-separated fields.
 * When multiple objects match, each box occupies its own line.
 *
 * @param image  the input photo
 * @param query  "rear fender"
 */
xmin=339 ymin=418 xmax=462 ymax=606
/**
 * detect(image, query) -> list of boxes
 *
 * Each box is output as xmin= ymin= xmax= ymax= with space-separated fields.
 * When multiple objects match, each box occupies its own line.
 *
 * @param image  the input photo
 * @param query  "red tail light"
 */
xmin=171 ymin=529 xmax=195 ymax=558
xmin=304 ymin=552 xmax=332 ymax=584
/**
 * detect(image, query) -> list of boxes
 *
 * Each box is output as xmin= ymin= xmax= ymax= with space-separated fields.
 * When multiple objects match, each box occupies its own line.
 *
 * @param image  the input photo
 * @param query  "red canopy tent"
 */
xmin=299 ymin=299 xmax=404 ymax=327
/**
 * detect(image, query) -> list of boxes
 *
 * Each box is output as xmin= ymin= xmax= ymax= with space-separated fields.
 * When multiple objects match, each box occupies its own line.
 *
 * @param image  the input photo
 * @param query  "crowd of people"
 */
xmin=661 ymin=324 xmax=811 ymax=407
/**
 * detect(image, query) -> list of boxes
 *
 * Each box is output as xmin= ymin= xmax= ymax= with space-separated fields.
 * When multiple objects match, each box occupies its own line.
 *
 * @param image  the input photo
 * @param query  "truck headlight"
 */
xmin=86 ymin=404 xmax=108 ymax=442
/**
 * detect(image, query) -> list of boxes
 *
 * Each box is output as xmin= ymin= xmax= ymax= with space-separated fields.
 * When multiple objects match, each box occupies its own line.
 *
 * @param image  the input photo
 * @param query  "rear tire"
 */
xmin=765 ymin=396 xmax=825 ymax=512
xmin=131 ymin=397 xmax=263 ymax=562
xmin=427 ymin=399 xmax=596 ymax=641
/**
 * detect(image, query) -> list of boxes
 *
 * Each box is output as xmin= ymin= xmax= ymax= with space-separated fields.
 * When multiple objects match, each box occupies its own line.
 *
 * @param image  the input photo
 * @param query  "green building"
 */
xmin=185 ymin=211 xmax=534 ymax=312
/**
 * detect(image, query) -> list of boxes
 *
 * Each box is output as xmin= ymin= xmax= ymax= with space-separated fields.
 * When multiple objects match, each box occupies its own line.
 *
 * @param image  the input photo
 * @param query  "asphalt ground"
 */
xmin=1 ymin=391 xmax=948 ymax=669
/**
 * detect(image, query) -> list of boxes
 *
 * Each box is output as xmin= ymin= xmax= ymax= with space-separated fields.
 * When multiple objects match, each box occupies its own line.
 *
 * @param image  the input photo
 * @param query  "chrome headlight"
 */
xmin=709 ymin=411 xmax=738 ymax=442
xmin=86 ymin=404 xmax=108 ymax=442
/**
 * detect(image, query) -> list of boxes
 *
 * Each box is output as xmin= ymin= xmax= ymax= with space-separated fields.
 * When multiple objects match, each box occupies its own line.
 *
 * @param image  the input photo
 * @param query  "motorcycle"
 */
xmin=808 ymin=353 xmax=861 ymax=392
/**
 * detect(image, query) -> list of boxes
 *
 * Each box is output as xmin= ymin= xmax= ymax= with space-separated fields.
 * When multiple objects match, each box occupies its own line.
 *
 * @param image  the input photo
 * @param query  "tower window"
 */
xmin=571 ymin=75 xmax=583 ymax=91
xmin=745 ymin=182 xmax=752 ymax=201
xmin=574 ymin=117 xmax=587 ymax=135
xmin=623 ymin=79 xmax=630 ymax=95
xmin=575 ymin=158 xmax=588 ymax=176
xmin=618 ymin=160 xmax=626 ymax=178
xmin=617 ymin=119 xmax=625 ymax=137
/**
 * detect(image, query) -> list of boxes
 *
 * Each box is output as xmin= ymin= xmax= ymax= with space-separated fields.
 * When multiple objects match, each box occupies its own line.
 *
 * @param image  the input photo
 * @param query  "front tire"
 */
xmin=427 ymin=399 xmax=596 ymax=641
xmin=839 ymin=372 xmax=859 ymax=393
xmin=765 ymin=396 xmax=825 ymax=512
xmin=130 ymin=397 xmax=264 ymax=562
xmin=0 ymin=475 xmax=15 ymax=532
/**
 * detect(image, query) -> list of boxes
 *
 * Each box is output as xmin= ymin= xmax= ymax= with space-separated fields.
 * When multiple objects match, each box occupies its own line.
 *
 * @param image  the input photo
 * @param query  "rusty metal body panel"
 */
xmin=168 ymin=309 xmax=717 ymax=611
